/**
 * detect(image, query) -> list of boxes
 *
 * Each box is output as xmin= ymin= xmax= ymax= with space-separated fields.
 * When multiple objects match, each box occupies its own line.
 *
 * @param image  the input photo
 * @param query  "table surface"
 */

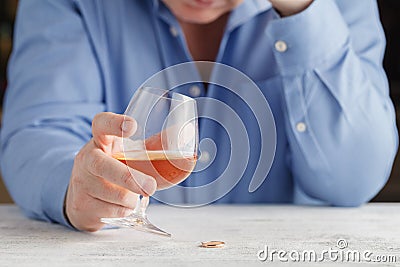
xmin=1 ymin=203 xmax=400 ymax=266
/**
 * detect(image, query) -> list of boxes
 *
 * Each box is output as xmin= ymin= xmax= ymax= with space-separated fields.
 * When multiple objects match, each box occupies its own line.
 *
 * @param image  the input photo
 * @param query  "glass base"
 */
xmin=101 ymin=213 xmax=171 ymax=237
xmin=100 ymin=195 xmax=171 ymax=237
xmin=101 ymin=195 xmax=171 ymax=237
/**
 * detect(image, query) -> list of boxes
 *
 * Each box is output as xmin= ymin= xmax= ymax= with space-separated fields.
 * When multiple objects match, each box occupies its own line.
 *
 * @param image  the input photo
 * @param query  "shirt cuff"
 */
xmin=265 ymin=0 xmax=350 ymax=75
xmin=41 ymin=157 xmax=76 ymax=230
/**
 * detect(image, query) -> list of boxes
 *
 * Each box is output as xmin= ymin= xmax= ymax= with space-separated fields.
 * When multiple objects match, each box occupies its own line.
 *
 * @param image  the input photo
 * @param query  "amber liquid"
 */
xmin=113 ymin=150 xmax=197 ymax=190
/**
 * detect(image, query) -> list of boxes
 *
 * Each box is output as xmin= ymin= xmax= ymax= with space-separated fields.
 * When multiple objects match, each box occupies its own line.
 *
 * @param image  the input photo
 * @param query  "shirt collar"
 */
xmin=227 ymin=0 xmax=272 ymax=32
xmin=152 ymin=0 xmax=179 ymax=27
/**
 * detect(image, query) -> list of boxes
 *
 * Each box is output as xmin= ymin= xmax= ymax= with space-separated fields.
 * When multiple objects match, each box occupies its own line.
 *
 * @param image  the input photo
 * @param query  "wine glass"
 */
xmin=100 ymin=87 xmax=198 ymax=236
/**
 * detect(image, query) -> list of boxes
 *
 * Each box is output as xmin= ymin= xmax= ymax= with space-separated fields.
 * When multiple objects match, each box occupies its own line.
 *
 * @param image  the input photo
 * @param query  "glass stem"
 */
xmin=133 ymin=195 xmax=149 ymax=217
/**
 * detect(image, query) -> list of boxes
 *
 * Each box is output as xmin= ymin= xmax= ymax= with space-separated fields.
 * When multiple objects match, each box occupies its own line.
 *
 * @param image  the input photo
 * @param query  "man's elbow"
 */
xmin=325 ymin=132 xmax=398 ymax=208
xmin=326 ymin=170 xmax=391 ymax=208
xmin=300 ymin=160 xmax=393 ymax=208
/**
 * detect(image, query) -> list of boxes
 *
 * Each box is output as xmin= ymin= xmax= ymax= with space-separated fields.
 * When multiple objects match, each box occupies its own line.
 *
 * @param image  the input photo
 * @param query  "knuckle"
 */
xmin=89 ymin=152 xmax=105 ymax=175
xmin=74 ymin=150 xmax=85 ymax=165
xmin=120 ymin=170 xmax=134 ymax=189
xmin=92 ymin=113 xmax=101 ymax=129
xmin=75 ymin=142 xmax=95 ymax=168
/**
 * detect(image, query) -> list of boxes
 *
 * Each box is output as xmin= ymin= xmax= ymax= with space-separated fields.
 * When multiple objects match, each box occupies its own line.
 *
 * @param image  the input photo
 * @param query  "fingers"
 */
xmin=83 ymin=145 xmax=157 ymax=196
xmin=92 ymin=112 xmax=137 ymax=148
xmin=86 ymin=176 xmax=138 ymax=209
xmin=95 ymin=199 xmax=134 ymax=220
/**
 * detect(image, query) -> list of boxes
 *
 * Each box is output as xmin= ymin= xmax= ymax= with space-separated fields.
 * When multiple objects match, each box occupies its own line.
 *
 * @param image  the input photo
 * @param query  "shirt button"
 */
xmin=189 ymin=85 xmax=201 ymax=97
xmin=199 ymin=151 xmax=210 ymax=163
xmin=275 ymin=40 xmax=287 ymax=52
xmin=170 ymin=26 xmax=179 ymax=37
xmin=296 ymin=122 xmax=307 ymax=133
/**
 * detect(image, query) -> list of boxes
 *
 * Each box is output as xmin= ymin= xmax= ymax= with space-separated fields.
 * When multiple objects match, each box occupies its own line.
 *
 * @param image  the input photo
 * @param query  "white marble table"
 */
xmin=0 ymin=203 xmax=399 ymax=266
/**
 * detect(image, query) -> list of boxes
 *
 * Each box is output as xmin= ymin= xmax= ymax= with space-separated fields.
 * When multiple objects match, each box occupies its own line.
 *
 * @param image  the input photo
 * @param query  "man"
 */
xmin=1 ymin=0 xmax=398 ymax=231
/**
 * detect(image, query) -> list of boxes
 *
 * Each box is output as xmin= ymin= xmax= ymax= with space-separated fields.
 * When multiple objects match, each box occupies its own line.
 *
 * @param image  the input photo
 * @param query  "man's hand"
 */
xmin=65 ymin=112 xmax=157 ymax=232
xmin=268 ymin=0 xmax=313 ymax=17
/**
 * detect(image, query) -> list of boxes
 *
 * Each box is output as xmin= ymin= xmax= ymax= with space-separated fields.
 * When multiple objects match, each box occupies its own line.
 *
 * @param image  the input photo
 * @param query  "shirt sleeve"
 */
xmin=265 ymin=0 xmax=399 ymax=206
xmin=0 ymin=0 xmax=105 ymax=226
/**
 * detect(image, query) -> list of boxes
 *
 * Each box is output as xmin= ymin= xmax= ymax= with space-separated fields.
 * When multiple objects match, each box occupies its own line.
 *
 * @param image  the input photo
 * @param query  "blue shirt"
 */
xmin=1 ymin=0 xmax=398 ymax=228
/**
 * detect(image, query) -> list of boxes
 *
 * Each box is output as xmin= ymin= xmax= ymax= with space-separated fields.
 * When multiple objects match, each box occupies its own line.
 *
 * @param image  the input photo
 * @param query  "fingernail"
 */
xmin=121 ymin=119 xmax=136 ymax=134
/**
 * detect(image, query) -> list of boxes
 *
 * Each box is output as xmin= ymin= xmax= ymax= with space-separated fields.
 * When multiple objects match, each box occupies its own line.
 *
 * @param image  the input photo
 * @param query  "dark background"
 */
xmin=0 ymin=0 xmax=399 ymax=203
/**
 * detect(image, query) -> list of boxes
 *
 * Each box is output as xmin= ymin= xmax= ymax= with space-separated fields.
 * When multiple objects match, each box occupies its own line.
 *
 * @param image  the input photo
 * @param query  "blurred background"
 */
xmin=0 ymin=0 xmax=399 ymax=203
